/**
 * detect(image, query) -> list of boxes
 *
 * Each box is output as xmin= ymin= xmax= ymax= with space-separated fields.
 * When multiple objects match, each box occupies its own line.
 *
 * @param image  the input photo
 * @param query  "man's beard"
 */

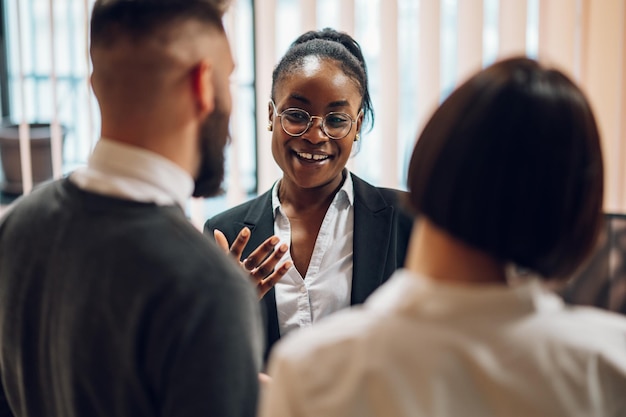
xmin=192 ymin=107 xmax=230 ymax=198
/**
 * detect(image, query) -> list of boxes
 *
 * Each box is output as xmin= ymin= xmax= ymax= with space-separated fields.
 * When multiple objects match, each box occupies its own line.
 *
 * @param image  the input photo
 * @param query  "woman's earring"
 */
xmin=267 ymin=122 xmax=273 ymax=131
xmin=354 ymin=133 xmax=360 ymax=142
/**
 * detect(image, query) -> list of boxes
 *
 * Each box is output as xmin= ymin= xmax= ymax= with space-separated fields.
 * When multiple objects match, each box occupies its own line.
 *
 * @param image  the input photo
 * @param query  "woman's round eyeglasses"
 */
xmin=270 ymin=100 xmax=361 ymax=140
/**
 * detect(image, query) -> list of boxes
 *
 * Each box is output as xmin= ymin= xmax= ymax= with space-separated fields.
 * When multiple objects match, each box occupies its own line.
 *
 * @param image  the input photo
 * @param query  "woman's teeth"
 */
xmin=296 ymin=152 xmax=329 ymax=161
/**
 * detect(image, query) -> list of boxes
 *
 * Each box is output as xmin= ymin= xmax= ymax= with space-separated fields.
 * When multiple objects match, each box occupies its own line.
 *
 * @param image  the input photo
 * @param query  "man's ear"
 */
xmin=89 ymin=72 xmax=100 ymax=100
xmin=191 ymin=59 xmax=215 ymax=116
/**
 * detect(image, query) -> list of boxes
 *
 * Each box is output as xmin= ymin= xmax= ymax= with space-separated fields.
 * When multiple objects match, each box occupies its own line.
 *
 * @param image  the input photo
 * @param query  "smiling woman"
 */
xmin=270 ymin=55 xmax=361 ymax=194
xmin=205 ymin=28 xmax=413 ymax=360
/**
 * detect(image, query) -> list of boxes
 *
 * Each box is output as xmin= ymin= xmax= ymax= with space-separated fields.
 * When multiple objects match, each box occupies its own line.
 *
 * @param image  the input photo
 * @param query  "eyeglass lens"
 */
xmin=280 ymin=108 xmax=353 ymax=139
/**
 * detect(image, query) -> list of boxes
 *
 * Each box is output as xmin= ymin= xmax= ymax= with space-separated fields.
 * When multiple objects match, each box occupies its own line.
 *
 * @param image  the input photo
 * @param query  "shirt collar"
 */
xmin=271 ymin=169 xmax=355 ymax=214
xmin=366 ymin=269 xmax=565 ymax=319
xmin=70 ymin=138 xmax=194 ymax=208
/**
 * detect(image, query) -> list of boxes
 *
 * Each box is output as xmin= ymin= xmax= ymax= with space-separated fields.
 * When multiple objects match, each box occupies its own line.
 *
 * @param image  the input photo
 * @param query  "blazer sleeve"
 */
xmin=202 ymin=191 xmax=281 ymax=360
xmin=203 ymin=191 xmax=276 ymax=260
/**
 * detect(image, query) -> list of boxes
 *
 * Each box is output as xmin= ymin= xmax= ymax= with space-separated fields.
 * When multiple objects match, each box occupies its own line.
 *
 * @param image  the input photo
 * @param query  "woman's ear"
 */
xmin=191 ymin=59 xmax=215 ymax=116
xmin=267 ymin=100 xmax=274 ymax=131
xmin=356 ymin=109 xmax=364 ymax=133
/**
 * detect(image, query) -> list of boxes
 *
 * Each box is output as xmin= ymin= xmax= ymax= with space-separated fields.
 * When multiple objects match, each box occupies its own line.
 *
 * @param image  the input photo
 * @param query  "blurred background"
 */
xmin=0 ymin=0 xmax=624 ymax=226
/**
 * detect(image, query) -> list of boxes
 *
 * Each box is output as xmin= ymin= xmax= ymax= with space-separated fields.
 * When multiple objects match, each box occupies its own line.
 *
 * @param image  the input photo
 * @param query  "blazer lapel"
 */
xmin=351 ymin=174 xmax=395 ymax=304
xmin=238 ymin=190 xmax=281 ymax=359
xmin=238 ymin=190 xmax=274 ymax=259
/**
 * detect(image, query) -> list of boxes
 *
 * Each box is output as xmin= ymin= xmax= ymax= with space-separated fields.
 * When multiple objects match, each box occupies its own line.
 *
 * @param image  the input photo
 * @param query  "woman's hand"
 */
xmin=214 ymin=228 xmax=292 ymax=298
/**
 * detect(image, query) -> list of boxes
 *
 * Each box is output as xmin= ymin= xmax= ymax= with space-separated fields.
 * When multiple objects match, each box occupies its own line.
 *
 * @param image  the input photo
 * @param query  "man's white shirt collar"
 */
xmin=70 ymin=138 xmax=194 ymax=208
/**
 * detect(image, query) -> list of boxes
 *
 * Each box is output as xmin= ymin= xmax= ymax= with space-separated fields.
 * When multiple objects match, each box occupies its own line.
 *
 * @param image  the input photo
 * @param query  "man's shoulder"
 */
xmin=129 ymin=214 xmax=228 ymax=269
xmin=115 ymin=216 xmax=257 ymax=309
xmin=0 ymin=179 xmax=66 ymax=227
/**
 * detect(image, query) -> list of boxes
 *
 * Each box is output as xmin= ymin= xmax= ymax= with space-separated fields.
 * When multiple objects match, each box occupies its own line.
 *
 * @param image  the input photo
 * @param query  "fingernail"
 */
xmin=270 ymin=236 xmax=279 ymax=245
xmin=241 ymin=228 xmax=250 ymax=237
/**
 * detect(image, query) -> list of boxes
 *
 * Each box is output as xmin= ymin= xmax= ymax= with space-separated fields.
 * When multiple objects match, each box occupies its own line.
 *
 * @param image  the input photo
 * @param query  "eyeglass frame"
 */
xmin=269 ymin=99 xmax=362 ymax=140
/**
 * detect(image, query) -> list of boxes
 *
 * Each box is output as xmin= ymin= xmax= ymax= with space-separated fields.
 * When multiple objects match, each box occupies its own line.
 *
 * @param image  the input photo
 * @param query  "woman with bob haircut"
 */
xmin=259 ymin=57 xmax=626 ymax=417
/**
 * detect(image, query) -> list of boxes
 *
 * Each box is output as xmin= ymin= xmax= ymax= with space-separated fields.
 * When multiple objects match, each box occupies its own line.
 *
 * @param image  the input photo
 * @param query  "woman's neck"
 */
xmin=405 ymin=218 xmax=507 ymax=285
xmin=278 ymin=171 xmax=346 ymax=212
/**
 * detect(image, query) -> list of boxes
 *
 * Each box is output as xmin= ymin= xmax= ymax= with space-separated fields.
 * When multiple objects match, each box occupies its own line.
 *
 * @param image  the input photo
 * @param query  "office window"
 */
xmin=3 ymin=0 xmax=94 ymax=171
xmin=0 ymin=0 xmax=258 ymax=217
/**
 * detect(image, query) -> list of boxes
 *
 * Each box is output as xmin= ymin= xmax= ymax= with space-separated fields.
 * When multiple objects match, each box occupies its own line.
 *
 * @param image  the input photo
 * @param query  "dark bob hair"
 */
xmin=407 ymin=57 xmax=604 ymax=279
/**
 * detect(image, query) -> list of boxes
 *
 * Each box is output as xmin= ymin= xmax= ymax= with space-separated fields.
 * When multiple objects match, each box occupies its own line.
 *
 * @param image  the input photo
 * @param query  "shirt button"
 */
xmin=300 ymin=286 xmax=306 ymax=293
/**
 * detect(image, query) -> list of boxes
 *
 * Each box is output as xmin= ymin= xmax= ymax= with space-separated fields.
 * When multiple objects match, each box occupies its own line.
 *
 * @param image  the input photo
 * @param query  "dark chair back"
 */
xmin=560 ymin=213 xmax=626 ymax=314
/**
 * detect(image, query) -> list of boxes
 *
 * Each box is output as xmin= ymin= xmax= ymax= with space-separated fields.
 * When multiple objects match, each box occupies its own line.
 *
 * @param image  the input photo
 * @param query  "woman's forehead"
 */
xmin=274 ymin=58 xmax=361 ymax=102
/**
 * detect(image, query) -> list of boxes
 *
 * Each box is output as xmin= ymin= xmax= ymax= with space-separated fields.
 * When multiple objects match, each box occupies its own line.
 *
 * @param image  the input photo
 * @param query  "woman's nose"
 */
xmin=302 ymin=116 xmax=328 ymax=143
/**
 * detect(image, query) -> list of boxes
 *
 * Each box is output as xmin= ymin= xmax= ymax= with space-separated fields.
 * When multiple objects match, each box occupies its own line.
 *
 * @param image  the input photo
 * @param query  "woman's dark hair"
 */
xmin=91 ymin=0 xmax=225 ymax=47
xmin=271 ymin=28 xmax=374 ymax=132
xmin=407 ymin=57 xmax=604 ymax=279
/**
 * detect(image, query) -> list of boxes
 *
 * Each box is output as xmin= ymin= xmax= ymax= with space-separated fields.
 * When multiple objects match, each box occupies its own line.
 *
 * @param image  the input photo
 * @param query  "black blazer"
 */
xmin=204 ymin=173 xmax=414 ymax=359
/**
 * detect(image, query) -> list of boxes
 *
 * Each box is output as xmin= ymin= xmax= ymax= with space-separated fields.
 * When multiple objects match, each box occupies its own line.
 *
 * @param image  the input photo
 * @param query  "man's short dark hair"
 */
xmin=90 ymin=0 xmax=227 ymax=47
xmin=407 ymin=57 xmax=604 ymax=279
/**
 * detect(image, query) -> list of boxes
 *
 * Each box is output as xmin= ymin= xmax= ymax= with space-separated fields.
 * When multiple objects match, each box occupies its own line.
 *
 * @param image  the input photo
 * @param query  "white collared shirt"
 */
xmin=261 ymin=269 xmax=626 ymax=417
xmin=272 ymin=173 xmax=355 ymax=337
xmin=70 ymin=138 xmax=194 ymax=207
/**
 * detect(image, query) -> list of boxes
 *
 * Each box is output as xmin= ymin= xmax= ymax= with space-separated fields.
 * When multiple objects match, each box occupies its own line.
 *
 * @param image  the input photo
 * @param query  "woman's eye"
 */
xmin=283 ymin=110 xmax=309 ymax=123
xmin=326 ymin=114 xmax=350 ymax=126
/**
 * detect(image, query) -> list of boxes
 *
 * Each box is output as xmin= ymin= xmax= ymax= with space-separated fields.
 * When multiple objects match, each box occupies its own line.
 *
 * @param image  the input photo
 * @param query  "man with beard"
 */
xmin=0 ymin=1 xmax=263 ymax=417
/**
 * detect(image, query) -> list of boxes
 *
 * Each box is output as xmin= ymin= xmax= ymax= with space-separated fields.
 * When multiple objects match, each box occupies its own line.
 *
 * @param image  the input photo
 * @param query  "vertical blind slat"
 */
xmin=224 ymin=6 xmax=246 ymax=209
xmin=538 ymin=0 xmax=578 ymax=78
xmin=498 ymin=0 xmax=528 ymax=58
xmin=416 ymin=0 xmax=441 ymax=138
xmin=457 ymin=0 xmax=484 ymax=85
xmin=379 ymin=0 xmax=399 ymax=188
xmin=85 ymin=0 xmax=95 ymax=153
xmin=254 ymin=0 xmax=280 ymax=192
xmin=340 ymin=0 xmax=356 ymax=37
xmin=49 ymin=0 xmax=62 ymax=179
xmin=341 ymin=0 xmax=356 ymax=173
xmin=300 ymin=0 xmax=317 ymax=33
xmin=15 ymin=0 xmax=33 ymax=195
xmin=617 ymin=1 xmax=626 ymax=210
xmin=576 ymin=0 xmax=590 ymax=82
xmin=582 ymin=0 xmax=624 ymax=212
